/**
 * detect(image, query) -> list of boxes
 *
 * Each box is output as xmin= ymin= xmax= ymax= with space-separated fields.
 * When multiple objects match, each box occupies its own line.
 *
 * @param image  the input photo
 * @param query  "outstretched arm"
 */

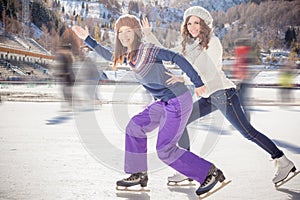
xmin=72 ymin=25 xmax=113 ymax=61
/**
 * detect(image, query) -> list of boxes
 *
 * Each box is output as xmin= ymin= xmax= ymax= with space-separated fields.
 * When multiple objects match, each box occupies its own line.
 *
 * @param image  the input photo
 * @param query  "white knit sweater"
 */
xmin=144 ymin=32 xmax=236 ymax=98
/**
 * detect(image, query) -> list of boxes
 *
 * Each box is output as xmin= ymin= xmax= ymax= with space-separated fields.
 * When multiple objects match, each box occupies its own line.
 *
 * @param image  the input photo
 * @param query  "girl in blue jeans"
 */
xmin=72 ymin=14 xmax=225 ymax=196
xmin=142 ymin=6 xmax=295 ymax=185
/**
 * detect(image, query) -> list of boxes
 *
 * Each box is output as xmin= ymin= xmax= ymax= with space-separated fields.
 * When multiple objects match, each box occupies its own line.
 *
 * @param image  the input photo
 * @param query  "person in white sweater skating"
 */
xmin=142 ymin=6 xmax=296 ymax=186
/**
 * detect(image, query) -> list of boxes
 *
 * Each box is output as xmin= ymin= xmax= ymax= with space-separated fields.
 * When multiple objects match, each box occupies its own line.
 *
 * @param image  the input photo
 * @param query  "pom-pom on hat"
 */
xmin=183 ymin=6 xmax=213 ymax=28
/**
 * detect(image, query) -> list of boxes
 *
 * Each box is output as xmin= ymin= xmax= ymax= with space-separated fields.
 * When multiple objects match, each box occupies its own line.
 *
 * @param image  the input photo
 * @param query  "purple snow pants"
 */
xmin=124 ymin=91 xmax=211 ymax=184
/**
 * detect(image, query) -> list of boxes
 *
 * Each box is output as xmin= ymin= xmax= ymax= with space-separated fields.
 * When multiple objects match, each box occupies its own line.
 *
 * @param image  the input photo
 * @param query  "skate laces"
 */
xmin=201 ymin=175 xmax=213 ymax=187
xmin=124 ymin=173 xmax=146 ymax=181
xmin=201 ymin=164 xmax=217 ymax=186
xmin=201 ymin=167 xmax=219 ymax=187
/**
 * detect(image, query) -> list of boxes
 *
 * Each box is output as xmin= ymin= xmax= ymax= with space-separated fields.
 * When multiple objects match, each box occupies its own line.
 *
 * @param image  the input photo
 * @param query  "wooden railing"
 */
xmin=0 ymin=46 xmax=54 ymax=60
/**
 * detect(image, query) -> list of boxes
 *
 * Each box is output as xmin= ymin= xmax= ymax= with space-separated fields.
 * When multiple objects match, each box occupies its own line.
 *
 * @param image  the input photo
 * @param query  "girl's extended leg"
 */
xmin=213 ymin=88 xmax=295 ymax=184
xmin=212 ymin=88 xmax=283 ymax=159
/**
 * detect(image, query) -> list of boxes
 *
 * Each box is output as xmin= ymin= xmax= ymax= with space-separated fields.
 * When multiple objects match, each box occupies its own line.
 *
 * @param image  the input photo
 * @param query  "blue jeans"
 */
xmin=179 ymin=88 xmax=283 ymax=159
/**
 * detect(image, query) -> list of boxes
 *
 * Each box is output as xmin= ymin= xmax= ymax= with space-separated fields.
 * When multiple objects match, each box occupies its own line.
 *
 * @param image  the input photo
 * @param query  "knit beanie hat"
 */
xmin=115 ymin=14 xmax=142 ymax=39
xmin=183 ymin=6 xmax=213 ymax=28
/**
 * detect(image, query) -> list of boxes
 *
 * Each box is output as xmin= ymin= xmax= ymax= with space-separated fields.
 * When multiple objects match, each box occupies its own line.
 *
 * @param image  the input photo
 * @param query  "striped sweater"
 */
xmin=85 ymin=36 xmax=203 ymax=102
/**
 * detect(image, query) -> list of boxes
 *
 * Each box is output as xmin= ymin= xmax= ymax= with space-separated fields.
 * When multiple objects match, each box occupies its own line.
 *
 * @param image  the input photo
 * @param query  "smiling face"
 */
xmin=113 ymin=15 xmax=143 ymax=69
xmin=186 ymin=15 xmax=201 ymax=38
xmin=117 ymin=26 xmax=135 ymax=50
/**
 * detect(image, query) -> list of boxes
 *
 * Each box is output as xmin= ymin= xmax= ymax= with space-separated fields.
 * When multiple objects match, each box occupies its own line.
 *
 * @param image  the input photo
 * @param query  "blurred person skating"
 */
xmin=142 ymin=6 xmax=296 ymax=186
xmin=72 ymin=14 xmax=229 ymax=196
xmin=79 ymin=46 xmax=107 ymax=108
xmin=278 ymin=61 xmax=296 ymax=104
xmin=53 ymin=44 xmax=75 ymax=112
xmin=233 ymin=38 xmax=252 ymax=120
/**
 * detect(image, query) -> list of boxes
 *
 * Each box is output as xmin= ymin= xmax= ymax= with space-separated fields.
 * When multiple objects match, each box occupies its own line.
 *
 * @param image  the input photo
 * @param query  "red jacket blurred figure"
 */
xmin=233 ymin=45 xmax=251 ymax=81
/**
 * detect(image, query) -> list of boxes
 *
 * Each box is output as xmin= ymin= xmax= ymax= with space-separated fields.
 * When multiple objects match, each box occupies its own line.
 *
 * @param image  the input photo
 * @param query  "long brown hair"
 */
xmin=181 ymin=16 xmax=211 ymax=55
xmin=113 ymin=15 xmax=143 ymax=70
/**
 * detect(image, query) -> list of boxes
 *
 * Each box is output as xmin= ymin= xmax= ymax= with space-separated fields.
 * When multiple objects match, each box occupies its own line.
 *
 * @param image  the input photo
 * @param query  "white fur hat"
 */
xmin=183 ymin=6 xmax=213 ymax=28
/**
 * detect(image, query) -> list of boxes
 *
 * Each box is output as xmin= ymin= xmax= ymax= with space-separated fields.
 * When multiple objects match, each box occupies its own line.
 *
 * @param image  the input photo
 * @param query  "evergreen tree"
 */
xmin=285 ymin=27 xmax=297 ymax=49
xmin=31 ymin=1 xmax=59 ymax=33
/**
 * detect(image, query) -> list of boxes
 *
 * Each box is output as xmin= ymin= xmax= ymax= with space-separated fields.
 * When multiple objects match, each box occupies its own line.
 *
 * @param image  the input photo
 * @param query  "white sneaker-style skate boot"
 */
xmin=167 ymin=172 xmax=190 ymax=183
xmin=273 ymin=155 xmax=296 ymax=184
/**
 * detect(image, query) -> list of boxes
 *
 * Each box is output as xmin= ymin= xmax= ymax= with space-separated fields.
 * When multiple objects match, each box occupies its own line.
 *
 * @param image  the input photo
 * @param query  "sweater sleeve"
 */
xmin=156 ymin=48 xmax=204 ymax=87
xmin=84 ymin=36 xmax=113 ymax=61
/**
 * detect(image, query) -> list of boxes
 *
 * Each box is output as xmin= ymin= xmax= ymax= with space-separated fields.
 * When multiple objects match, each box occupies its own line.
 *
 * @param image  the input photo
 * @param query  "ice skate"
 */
xmin=273 ymin=155 xmax=298 ymax=188
xmin=167 ymin=172 xmax=195 ymax=186
xmin=196 ymin=165 xmax=231 ymax=199
xmin=116 ymin=172 xmax=150 ymax=192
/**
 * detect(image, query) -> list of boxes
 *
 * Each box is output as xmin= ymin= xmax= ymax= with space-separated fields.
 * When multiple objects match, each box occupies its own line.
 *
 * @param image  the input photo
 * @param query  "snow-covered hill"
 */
xmin=59 ymin=0 xmax=249 ymax=23
xmin=122 ymin=0 xmax=249 ymax=11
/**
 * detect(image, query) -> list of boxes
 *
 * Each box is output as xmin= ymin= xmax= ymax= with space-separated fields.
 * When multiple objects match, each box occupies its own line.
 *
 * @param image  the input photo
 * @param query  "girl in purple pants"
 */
xmin=72 ymin=14 xmax=225 ymax=196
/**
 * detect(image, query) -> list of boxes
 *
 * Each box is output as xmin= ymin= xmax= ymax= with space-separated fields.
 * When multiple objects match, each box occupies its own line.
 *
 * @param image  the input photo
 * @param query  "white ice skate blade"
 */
xmin=275 ymin=171 xmax=300 ymax=188
xmin=116 ymin=186 xmax=150 ymax=192
xmin=198 ymin=180 xmax=231 ymax=199
xmin=167 ymin=179 xmax=196 ymax=187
